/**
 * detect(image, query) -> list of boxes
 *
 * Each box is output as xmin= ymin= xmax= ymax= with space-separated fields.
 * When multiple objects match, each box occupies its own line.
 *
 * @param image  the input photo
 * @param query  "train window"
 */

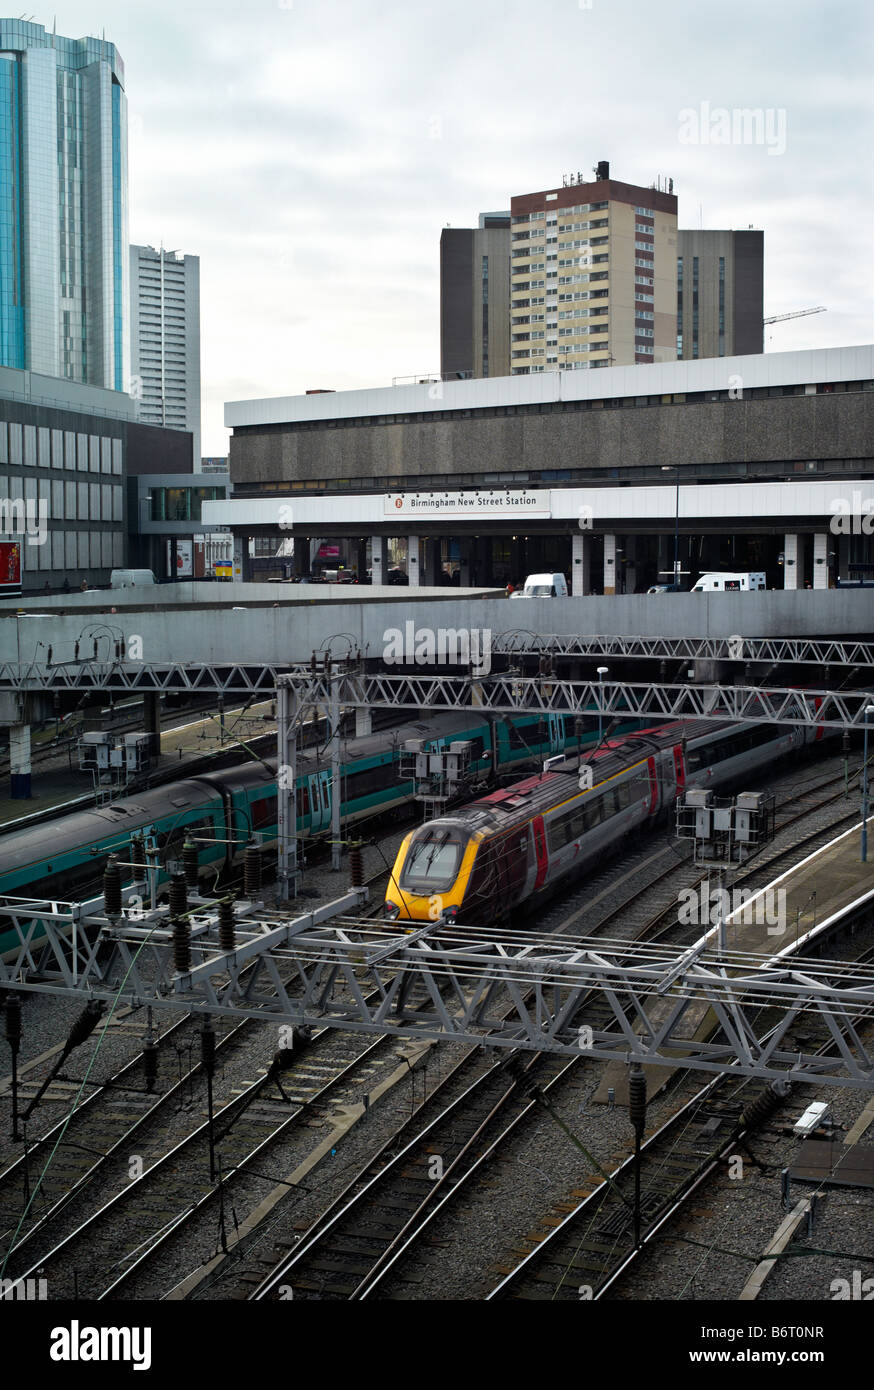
xmin=400 ymin=829 xmax=466 ymax=892
xmin=297 ymin=786 xmax=310 ymax=815
xmin=616 ymin=781 xmax=631 ymax=810
xmin=251 ymin=796 xmax=278 ymax=830
xmin=507 ymin=723 xmax=529 ymax=751
xmin=344 ymin=764 xmax=397 ymax=802
xmin=601 ymin=789 xmax=618 ymax=818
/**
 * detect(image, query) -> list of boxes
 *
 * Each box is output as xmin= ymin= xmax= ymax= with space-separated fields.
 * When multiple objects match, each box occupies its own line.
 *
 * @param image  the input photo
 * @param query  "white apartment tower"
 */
xmin=129 ymin=245 xmax=201 ymax=460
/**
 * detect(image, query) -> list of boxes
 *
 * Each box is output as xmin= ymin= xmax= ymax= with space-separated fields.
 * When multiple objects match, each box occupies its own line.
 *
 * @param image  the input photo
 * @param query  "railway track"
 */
xmin=234 ymin=757 xmax=873 ymax=1302
xmin=1 ymin=752 xmax=859 ymax=1299
xmin=486 ymin=971 xmax=874 ymax=1302
xmin=11 ymin=1025 xmax=415 ymax=1298
xmin=248 ymin=1047 xmax=574 ymax=1300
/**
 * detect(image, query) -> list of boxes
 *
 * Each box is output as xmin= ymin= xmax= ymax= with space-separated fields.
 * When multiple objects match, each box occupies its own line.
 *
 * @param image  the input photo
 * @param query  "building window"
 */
xmin=718 ymin=255 xmax=725 ymax=357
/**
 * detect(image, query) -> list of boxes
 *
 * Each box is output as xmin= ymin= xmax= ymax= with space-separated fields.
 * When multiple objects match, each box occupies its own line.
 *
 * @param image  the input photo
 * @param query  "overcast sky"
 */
xmin=47 ymin=0 xmax=874 ymax=452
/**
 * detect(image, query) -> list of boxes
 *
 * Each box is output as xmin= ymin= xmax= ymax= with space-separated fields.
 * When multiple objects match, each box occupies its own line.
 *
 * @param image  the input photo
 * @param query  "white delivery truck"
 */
xmin=110 ymin=569 xmax=157 ymax=589
xmin=516 ymin=572 xmax=569 ymax=598
xmin=691 ymin=571 xmax=766 ymax=593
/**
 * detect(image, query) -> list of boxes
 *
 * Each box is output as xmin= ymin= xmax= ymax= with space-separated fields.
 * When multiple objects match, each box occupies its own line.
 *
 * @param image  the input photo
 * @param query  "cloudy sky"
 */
xmin=50 ymin=0 xmax=874 ymax=452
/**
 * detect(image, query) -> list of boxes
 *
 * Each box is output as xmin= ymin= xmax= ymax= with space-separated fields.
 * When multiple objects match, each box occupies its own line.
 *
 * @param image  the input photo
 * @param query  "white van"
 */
xmin=517 ymin=572 xmax=569 ymax=598
xmin=110 ymin=569 xmax=157 ymax=589
xmin=691 ymin=571 xmax=766 ymax=593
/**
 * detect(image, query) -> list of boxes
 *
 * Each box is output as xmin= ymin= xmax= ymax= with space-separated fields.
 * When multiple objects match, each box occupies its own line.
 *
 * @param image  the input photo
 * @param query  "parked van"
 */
xmin=110 ymin=569 xmax=157 ymax=589
xmin=517 ymin=572 xmax=569 ymax=598
xmin=691 ymin=571 xmax=766 ymax=593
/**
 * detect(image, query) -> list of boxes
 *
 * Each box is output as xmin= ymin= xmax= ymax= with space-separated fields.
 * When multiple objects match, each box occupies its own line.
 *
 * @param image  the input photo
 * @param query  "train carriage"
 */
xmin=386 ymin=718 xmax=811 ymax=925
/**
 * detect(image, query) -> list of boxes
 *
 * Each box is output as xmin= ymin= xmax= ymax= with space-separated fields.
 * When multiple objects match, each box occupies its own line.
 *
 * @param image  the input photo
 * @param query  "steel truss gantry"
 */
xmin=276 ymin=669 xmax=874 ymax=728
xmin=1 ymin=897 xmax=873 ymax=1090
xmin=1 ymin=630 xmax=872 ymax=696
xmin=496 ymin=631 xmax=874 ymax=668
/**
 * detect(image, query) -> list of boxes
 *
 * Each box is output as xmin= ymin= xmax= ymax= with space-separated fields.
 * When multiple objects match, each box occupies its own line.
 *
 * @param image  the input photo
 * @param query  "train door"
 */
xmin=548 ymin=713 xmax=563 ymax=754
xmin=307 ymin=774 xmax=330 ymax=832
xmin=319 ymin=771 xmax=332 ymax=829
xmin=646 ymin=756 xmax=659 ymax=815
xmin=673 ymin=744 xmax=686 ymax=797
xmin=532 ymin=815 xmax=549 ymax=890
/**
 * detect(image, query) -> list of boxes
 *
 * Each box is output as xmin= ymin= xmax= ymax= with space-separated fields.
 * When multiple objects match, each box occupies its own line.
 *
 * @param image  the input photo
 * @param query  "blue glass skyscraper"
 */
xmin=0 ymin=20 xmax=129 ymax=391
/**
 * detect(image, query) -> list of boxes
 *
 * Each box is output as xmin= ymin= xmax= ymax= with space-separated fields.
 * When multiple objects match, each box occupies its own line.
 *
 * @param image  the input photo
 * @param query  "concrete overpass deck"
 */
xmin=0 ymin=586 xmax=872 ymax=684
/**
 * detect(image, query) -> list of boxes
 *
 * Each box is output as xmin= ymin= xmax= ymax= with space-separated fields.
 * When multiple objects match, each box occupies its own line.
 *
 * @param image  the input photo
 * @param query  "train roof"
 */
xmin=425 ymin=719 xmax=746 ymax=835
xmin=0 ymin=776 xmax=226 ymax=876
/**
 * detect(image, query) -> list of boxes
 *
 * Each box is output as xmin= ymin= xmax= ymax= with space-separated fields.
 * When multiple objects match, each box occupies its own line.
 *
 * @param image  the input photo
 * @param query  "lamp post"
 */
xmin=661 ymin=465 xmax=680 ymax=586
xmin=862 ymin=703 xmax=874 ymax=863
xmin=597 ymin=666 xmax=609 ymax=744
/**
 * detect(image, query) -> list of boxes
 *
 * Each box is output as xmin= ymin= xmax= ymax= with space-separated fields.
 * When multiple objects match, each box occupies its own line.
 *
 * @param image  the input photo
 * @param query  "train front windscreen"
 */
xmin=399 ymin=828 xmax=468 ymax=894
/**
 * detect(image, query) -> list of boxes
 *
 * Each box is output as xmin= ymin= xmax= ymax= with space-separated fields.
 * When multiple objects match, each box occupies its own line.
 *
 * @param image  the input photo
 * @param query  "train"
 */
xmin=385 ymin=716 xmax=819 ymax=925
xmin=0 ymin=707 xmax=648 ymax=954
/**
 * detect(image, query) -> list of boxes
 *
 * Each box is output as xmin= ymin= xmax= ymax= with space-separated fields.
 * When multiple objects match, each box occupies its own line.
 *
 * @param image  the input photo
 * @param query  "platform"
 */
xmin=594 ymin=813 xmax=874 ymax=1104
xmin=0 ymin=698 xmax=277 ymax=829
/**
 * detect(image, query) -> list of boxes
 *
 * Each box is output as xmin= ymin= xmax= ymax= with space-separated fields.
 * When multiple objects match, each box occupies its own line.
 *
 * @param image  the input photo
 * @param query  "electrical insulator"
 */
xmin=182 ymin=840 xmax=199 ymax=891
xmin=218 ymin=899 xmax=236 ymax=953
xmin=131 ymin=836 xmax=146 ymax=883
xmin=349 ymin=843 xmax=364 ymax=887
xmin=244 ymin=844 xmax=262 ymax=897
xmin=169 ymin=872 xmax=187 ymax=919
xmin=740 ymin=1080 xmax=789 ymax=1132
xmin=103 ymin=855 xmax=122 ymax=916
xmin=173 ymin=918 xmax=191 ymax=973
xmin=628 ymin=1065 xmax=647 ymax=1138
xmin=66 ymin=999 xmax=104 ymax=1051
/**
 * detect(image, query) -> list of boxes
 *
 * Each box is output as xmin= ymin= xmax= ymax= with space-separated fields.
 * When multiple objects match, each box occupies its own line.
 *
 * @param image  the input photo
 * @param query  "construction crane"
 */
xmin=763 ymin=306 xmax=826 ymax=325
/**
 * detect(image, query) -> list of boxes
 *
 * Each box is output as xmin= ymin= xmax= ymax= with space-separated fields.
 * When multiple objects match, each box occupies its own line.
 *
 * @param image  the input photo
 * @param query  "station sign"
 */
xmin=385 ymin=490 xmax=551 ymax=519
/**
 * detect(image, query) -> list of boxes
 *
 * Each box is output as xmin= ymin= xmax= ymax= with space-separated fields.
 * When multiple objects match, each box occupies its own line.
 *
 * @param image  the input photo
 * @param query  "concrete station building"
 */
xmin=206 ymin=344 xmax=874 ymax=595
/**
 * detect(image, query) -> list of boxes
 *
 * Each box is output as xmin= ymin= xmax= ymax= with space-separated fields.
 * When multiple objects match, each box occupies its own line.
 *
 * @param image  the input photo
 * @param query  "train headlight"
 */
xmin=383 ymin=901 xmax=401 ymax=920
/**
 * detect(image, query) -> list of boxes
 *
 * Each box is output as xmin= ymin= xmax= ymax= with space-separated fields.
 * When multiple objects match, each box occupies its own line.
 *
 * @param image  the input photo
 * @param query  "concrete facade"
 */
xmin=440 ymin=214 xmax=511 ymax=379
xmin=0 ymin=364 xmax=194 ymax=590
xmin=130 ymin=246 xmax=202 ymax=461
xmin=677 ymin=229 xmax=764 ymax=359
xmin=227 ymin=346 xmax=874 ymax=496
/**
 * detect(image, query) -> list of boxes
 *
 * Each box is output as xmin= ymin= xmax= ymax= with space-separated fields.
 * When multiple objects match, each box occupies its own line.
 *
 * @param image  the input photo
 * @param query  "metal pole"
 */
xmin=862 ymin=715 xmax=870 ymax=863
xmin=674 ymin=469 xmax=680 ymax=585
xmin=330 ymin=675 xmax=342 ymax=872
xmin=277 ymin=682 xmax=300 ymax=900
xmin=202 ymin=1018 xmax=216 ymax=1183
xmin=5 ymin=993 xmax=22 ymax=1142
